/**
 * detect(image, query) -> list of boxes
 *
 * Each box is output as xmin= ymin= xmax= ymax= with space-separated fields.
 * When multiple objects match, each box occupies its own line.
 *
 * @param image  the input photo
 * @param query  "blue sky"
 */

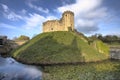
xmin=0 ymin=0 xmax=120 ymax=39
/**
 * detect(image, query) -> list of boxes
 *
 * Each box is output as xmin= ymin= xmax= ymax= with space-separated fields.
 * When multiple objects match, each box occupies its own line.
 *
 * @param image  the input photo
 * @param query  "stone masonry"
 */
xmin=43 ymin=11 xmax=74 ymax=32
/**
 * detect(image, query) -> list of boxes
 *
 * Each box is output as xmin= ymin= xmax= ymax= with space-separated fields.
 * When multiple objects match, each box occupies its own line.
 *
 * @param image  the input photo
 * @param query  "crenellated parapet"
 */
xmin=43 ymin=20 xmax=59 ymax=26
xmin=62 ymin=11 xmax=74 ymax=16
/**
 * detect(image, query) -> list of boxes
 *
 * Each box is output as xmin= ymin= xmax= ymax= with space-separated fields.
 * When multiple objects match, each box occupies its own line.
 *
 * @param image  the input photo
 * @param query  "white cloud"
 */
xmin=58 ymin=0 xmax=102 ymax=15
xmin=57 ymin=0 xmax=107 ymax=33
xmin=45 ymin=16 xmax=57 ymax=21
xmin=1 ymin=4 xmax=23 ymax=21
xmin=76 ymin=19 xmax=99 ymax=33
xmin=1 ymin=4 xmax=9 ymax=12
xmin=80 ymin=8 xmax=107 ymax=19
xmin=22 ymin=13 xmax=58 ymax=30
xmin=21 ymin=9 xmax=27 ymax=14
xmin=0 ymin=3 xmax=56 ymax=31
xmin=7 ymin=12 xmax=23 ymax=21
xmin=76 ymin=19 xmax=96 ymax=27
xmin=27 ymin=0 xmax=49 ymax=13
xmin=0 ymin=23 xmax=17 ymax=29
xmin=23 ymin=13 xmax=45 ymax=29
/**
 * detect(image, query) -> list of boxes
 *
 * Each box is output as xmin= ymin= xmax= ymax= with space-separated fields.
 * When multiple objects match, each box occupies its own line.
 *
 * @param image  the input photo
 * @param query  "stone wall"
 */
xmin=43 ymin=20 xmax=63 ymax=32
xmin=43 ymin=11 xmax=74 ymax=32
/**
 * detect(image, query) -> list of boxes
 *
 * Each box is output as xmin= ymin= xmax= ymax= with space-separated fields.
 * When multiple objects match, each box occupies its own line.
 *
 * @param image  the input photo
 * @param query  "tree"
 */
xmin=16 ymin=35 xmax=30 ymax=41
xmin=97 ymin=34 xmax=103 ymax=40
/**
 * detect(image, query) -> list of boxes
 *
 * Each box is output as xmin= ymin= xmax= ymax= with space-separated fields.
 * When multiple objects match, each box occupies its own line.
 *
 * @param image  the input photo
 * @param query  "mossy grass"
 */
xmin=43 ymin=60 xmax=120 ymax=80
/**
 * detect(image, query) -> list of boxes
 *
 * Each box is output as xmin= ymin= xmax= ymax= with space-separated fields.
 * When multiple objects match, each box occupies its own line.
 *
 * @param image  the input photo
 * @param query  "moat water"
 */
xmin=110 ymin=47 xmax=120 ymax=59
xmin=0 ymin=48 xmax=120 ymax=80
xmin=0 ymin=57 xmax=42 ymax=80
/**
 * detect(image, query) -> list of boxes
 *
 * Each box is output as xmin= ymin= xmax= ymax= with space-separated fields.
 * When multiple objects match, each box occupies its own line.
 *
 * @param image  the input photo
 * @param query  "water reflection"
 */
xmin=0 ymin=57 xmax=42 ymax=80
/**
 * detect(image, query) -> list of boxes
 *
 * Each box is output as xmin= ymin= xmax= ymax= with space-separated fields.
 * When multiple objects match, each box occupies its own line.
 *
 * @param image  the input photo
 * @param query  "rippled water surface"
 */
xmin=0 ymin=57 xmax=42 ymax=80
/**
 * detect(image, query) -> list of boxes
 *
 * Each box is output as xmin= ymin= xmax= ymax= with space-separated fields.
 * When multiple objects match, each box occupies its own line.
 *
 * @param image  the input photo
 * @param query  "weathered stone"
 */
xmin=43 ymin=11 xmax=74 ymax=32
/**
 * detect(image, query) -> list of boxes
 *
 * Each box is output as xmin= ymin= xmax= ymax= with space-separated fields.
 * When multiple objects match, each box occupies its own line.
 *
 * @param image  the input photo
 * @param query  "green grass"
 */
xmin=12 ymin=31 xmax=109 ymax=64
xmin=43 ymin=60 xmax=120 ymax=80
xmin=91 ymin=40 xmax=110 ymax=57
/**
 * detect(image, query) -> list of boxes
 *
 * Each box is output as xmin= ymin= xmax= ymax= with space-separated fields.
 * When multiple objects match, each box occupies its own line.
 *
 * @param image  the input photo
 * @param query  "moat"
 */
xmin=0 ymin=47 xmax=120 ymax=80
xmin=0 ymin=57 xmax=42 ymax=80
xmin=110 ymin=47 xmax=120 ymax=59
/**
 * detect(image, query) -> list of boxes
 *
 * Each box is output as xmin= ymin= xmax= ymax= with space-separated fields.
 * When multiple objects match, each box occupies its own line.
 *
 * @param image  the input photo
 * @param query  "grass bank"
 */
xmin=12 ymin=31 xmax=109 ymax=64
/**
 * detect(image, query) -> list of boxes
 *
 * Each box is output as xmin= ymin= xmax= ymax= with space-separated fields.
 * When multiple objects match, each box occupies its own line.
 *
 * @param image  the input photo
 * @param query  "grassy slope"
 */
xmin=90 ymin=40 xmax=110 ymax=58
xmin=12 ymin=31 xmax=109 ymax=64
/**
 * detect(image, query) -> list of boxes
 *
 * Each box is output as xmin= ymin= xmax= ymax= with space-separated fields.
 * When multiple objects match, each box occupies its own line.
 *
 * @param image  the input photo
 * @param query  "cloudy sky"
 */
xmin=0 ymin=0 xmax=120 ymax=39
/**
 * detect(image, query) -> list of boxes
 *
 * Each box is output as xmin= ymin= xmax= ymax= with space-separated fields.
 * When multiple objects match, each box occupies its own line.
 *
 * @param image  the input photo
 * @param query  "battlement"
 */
xmin=43 ymin=20 xmax=59 ymax=25
xmin=43 ymin=11 xmax=74 ymax=32
xmin=62 ymin=11 xmax=74 ymax=16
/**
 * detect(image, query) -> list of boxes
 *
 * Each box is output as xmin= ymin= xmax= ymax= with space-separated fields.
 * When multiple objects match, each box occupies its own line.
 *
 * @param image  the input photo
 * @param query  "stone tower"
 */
xmin=62 ymin=11 xmax=74 ymax=31
xmin=43 ymin=11 xmax=74 ymax=32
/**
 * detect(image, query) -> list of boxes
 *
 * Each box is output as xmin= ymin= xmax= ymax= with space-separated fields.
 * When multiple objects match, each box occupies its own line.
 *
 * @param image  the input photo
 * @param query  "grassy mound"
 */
xmin=12 ymin=31 xmax=109 ymax=64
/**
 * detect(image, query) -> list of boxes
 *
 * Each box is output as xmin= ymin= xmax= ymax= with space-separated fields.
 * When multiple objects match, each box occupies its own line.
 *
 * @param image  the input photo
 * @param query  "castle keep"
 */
xmin=43 ymin=11 xmax=74 ymax=32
